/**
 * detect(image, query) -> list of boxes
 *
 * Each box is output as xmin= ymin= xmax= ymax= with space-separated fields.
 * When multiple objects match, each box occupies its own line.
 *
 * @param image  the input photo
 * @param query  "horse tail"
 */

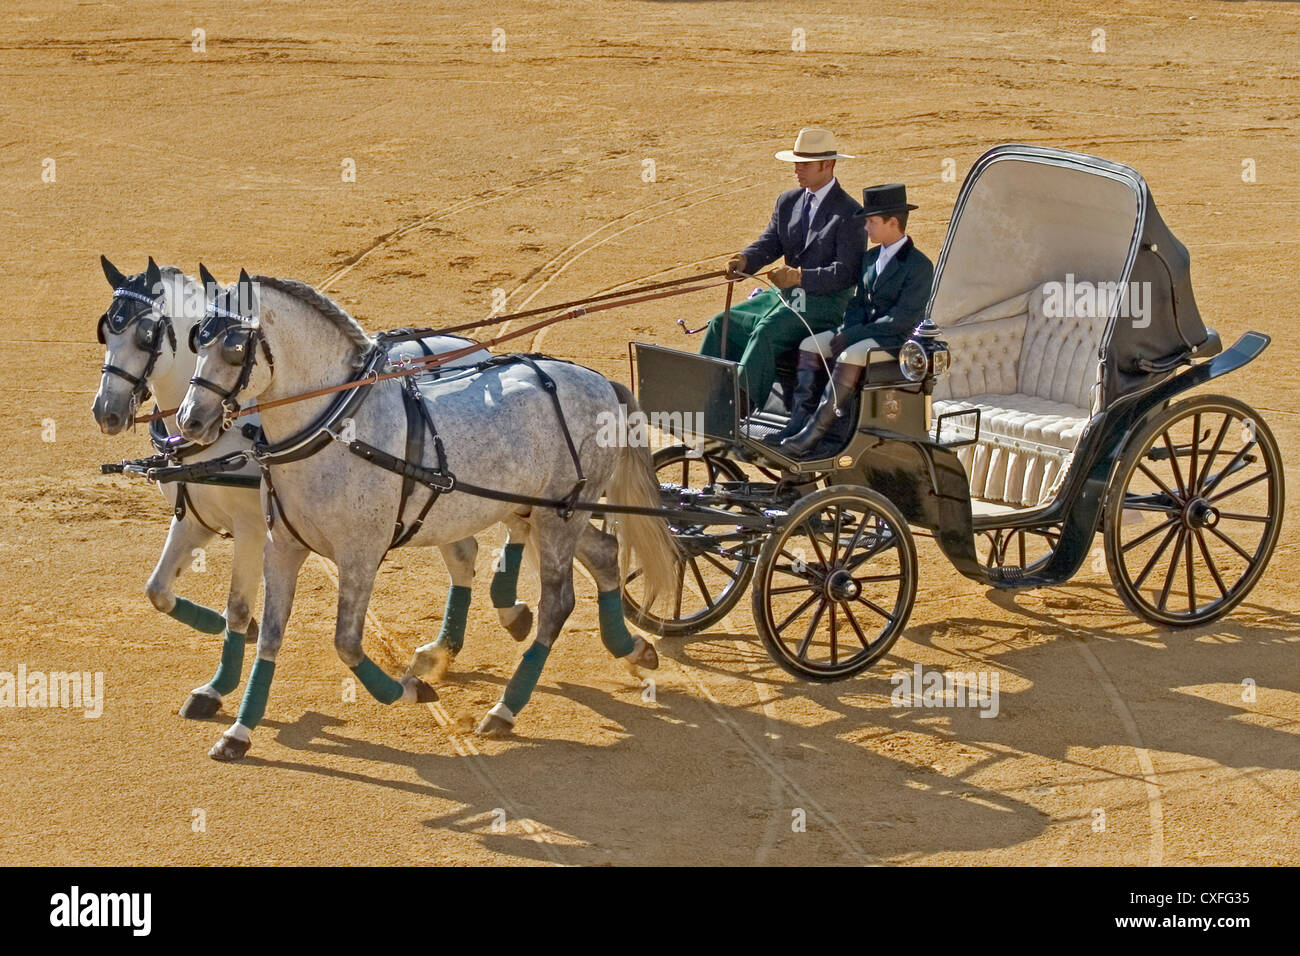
xmin=605 ymin=382 xmax=679 ymax=611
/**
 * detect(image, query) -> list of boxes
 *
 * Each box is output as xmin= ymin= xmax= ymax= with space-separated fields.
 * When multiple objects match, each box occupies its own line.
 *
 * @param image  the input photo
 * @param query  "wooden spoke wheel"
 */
xmin=753 ymin=485 xmax=917 ymax=681
xmin=1104 ymin=395 xmax=1284 ymax=626
xmin=619 ymin=445 xmax=758 ymax=637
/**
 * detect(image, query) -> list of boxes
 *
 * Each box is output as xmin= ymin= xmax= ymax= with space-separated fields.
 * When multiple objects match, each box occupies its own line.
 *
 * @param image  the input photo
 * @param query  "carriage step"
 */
xmin=987 ymin=565 xmax=1026 ymax=584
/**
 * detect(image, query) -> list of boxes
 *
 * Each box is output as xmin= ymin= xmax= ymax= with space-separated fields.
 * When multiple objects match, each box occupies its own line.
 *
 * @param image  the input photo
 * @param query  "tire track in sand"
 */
xmin=519 ymin=180 xmax=766 ymax=354
xmin=310 ymin=556 xmax=568 ymax=866
xmin=498 ymin=182 xmax=873 ymax=862
xmin=572 ymin=526 xmax=876 ymax=866
xmin=499 ymin=184 xmax=875 ymax=863
xmin=317 ymin=155 xmax=633 ymax=294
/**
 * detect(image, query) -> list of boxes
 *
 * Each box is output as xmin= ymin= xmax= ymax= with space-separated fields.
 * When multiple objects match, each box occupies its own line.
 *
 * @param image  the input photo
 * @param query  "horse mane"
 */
xmin=157 ymin=265 xmax=194 ymax=322
xmin=250 ymin=274 xmax=375 ymax=364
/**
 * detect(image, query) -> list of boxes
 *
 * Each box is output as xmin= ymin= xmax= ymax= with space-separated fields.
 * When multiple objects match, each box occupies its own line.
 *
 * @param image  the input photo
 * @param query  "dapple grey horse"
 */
xmin=91 ymin=257 xmax=534 ymax=720
xmin=176 ymin=270 xmax=677 ymax=759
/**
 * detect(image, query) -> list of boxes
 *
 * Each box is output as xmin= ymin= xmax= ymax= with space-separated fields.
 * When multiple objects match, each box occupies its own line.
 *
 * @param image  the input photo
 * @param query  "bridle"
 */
xmin=98 ymin=287 xmax=178 ymax=415
xmin=187 ymin=299 xmax=274 ymax=424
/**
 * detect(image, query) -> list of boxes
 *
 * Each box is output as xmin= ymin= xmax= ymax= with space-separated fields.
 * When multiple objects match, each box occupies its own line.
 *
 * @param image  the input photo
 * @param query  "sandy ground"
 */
xmin=1 ymin=0 xmax=1298 ymax=865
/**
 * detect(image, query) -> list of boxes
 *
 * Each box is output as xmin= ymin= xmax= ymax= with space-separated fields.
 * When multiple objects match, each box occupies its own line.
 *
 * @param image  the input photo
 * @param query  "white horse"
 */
xmin=176 ymin=269 xmax=676 ymax=758
xmin=91 ymin=257 xmax=534 ymax=720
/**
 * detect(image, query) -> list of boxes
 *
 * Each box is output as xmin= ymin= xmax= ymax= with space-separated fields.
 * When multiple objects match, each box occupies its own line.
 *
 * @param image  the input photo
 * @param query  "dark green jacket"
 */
xmin=840 ymin=237 xmax=935 ymax=346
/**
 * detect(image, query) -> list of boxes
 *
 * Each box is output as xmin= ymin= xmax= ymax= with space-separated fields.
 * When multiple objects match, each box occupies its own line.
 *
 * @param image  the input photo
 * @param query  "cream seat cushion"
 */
xmin=930 ymin=286 xmax=1103 ymax=508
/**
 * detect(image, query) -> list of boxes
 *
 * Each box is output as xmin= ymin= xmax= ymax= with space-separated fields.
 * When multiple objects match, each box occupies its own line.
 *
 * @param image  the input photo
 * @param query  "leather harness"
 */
xmin=248 ymin=343 xmax=588 ymax=557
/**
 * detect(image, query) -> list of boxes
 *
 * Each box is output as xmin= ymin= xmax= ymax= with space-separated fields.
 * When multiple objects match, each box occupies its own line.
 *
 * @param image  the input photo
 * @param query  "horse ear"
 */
xmin=145 ymin=256 xmax=162 ymax=290
xmin=238 ymin=268 xmax=251 ymax=285
xmin=198 ymin=263 xmax=217 ymax=288
xmin=101 ymin=255 xmax=125 ymax=288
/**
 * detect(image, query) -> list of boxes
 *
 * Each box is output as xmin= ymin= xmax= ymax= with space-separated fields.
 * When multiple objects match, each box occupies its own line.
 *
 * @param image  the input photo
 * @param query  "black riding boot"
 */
xmin=767 ymin=357 xmax=829 ymax=443
xmin=778 ymin=363 xmax=863 ymax=458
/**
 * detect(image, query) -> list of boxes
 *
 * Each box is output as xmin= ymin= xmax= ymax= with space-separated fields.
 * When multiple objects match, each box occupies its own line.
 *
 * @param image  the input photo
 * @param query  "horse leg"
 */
xmin=477 ymin=515 xmax=580 ymax=736
xmin=209 ymin=541 xmax=307 ymax=761
xmin=334 ymin=556 xmax=438 ymax=706
xmin=148 ymin=514 xmax=223 ymax=633
xmin=407 ymin=537 xmax=477 ymax=682
xmin=492 ymin=513 xmax=533 ymax=642
xmin=179 ymin=524 xmax=265 ymax=720
xmin=576 ymin=524 xmax=658 ymax=670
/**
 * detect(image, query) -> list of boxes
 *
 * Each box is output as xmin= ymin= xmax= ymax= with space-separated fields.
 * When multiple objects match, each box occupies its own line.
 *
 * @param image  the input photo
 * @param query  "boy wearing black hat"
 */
xmin=775 ymin=183 xmax=935 ymax=457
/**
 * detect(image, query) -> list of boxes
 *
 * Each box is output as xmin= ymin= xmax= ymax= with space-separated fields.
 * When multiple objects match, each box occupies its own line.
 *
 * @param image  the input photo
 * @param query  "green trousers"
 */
xmin=699 ymin=287 xmax=852 ymax=406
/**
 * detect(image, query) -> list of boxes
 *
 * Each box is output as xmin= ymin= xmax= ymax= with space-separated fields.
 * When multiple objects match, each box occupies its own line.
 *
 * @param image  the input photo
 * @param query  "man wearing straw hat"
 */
xmin=776 ymin=183 xmax=935 ymax=457
xmin=698 ymin=127 xmax=864 ymax=412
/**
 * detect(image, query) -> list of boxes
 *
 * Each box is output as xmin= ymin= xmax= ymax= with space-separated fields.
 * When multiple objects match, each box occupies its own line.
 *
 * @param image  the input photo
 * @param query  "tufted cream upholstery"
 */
xmin=931 ymin=286 xmax=1103 ymax=507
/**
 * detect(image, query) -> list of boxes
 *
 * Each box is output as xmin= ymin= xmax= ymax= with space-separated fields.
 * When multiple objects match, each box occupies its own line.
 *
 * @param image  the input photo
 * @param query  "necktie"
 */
xmin=802 ymin=191 xmax=815 ymax=246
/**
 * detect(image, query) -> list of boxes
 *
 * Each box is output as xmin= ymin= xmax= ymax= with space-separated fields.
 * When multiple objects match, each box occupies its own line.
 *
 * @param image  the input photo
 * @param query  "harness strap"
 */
xmin=389 ymin=378 xmax=433 ymax=549
xmin=511 ymin=354 xmax=587 ymax=517
xmin=175 ymin=483 xmax=232 ymax=539
xmin=261 ymin=465 xmax=314 ymax=551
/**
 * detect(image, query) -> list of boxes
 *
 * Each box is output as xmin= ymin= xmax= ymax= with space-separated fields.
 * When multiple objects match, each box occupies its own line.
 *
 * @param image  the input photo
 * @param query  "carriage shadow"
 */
xmin=217 ymin=580 xmax=1297 ymax=864
xmin=661 ymin=582 xmax=1300 ymax=833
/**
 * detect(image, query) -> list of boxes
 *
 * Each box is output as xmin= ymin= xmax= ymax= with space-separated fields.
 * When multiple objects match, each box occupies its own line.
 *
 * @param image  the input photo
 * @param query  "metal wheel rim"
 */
xmin=757 ymin=489 xmax=916 ymax=678
xmin=1108 ymin=398 xmax=1283 ymax=625
xmin=620 ymin=447 xmax=754 ymax=629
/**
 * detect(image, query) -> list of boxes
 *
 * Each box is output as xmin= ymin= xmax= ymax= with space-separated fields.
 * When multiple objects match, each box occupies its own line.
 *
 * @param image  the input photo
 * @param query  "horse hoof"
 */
xmin=633 ymin=637 xmax=659 ymax=670
xmin=179 ymin=690 xmax=222 ymax=720
xmin=245 ymin=618 xmax=259 ymax=645
xmin=401 ymin=675 xmax=439 ymax=703
xmin=475 ymin=712 xmax=515 ymax=737
xmin=407 ymin=645 xmax=453 ymax=683
xmin=504 ymin=604 xmax=533 ymax=642
xmin=209 ymin=734 xmax=250 ymax=761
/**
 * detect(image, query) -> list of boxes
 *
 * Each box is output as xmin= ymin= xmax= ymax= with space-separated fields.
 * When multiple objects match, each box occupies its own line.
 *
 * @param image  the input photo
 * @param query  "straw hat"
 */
xmin=775 ymin=127 xmax=855 ymax=163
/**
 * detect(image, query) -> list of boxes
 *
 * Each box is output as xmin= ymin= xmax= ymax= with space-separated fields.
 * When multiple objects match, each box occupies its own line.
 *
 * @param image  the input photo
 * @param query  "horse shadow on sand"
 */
xmin=211 ymin=661 xmax=1044 ymax=865
xmin=200 ymin=580 xmax=1297 ymax=864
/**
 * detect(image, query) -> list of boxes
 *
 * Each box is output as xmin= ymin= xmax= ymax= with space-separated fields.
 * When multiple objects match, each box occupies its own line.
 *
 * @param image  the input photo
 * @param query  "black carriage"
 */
xmin=622 ymin=144 xmax=1283 ymax=681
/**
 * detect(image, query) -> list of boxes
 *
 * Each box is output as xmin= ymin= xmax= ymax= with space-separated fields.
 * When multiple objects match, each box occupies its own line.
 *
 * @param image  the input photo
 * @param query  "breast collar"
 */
xmin=251 ymin=345 xmax=388 ymax=467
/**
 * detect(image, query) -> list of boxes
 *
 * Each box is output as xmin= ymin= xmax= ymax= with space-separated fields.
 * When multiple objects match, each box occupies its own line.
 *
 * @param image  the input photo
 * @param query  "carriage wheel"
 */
xmin=620 ymin=445 xmax=757 ymax=637
xmin=1104 ymin=395 xmax=1283 ymax=626
xmin=753 ymin=485 xmax=917 ymax=681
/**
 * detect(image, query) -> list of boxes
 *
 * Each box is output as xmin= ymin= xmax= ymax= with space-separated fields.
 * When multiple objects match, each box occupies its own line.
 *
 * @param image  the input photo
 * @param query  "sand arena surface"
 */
xmin=1 ymin=0 xmax=1297 ymax=865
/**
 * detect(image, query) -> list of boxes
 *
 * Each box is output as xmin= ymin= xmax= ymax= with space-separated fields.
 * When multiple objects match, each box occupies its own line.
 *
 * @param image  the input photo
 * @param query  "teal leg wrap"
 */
xmin=434 ymin=585 xmax=472 ymax=653
xmin=208 ymin=629 xmax=246 ymax=696
xmin=597 ymin=589 xmax=636 ymax=658
xmin=235 ymin=657 xmax=276 ymax=730
xmin=502 ymin=642 xmax=551 ymax=715
xmin=490 ymin=543 xmax=525 ymax=609
xmin=351 ymin=655 xmax=404 ymax=705
xmin=169 ymin=597 xmax=226 ymax=634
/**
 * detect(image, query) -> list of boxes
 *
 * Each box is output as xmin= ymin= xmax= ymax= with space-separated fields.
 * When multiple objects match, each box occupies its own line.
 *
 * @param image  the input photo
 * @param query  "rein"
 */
xmin=133 ymin=270 xmax=739 ymax=425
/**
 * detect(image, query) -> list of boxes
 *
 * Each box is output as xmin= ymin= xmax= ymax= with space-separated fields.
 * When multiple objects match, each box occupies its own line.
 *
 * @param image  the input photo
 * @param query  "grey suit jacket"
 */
xmin=741 ymin=181 xmax=865 ymax=296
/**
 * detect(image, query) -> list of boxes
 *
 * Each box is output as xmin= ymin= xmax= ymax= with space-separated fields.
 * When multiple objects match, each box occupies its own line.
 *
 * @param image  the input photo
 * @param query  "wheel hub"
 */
xmin=1184 ymin=497 xmax=1219 ymax=529
xmin=824 ymin=568 xmax=859 ymax=601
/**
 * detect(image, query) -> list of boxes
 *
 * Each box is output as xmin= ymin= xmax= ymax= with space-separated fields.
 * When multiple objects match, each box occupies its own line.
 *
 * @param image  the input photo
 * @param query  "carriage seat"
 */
xmin=931 ymin=286 xmax=1105 ymax=508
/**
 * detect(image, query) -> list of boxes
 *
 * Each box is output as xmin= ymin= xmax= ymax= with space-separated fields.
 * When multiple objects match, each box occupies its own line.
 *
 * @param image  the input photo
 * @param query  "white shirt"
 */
xmin=872 ymin=234 xmax=909 ymax=278
xmin=803 ymin=177 xmax=838 ymax=232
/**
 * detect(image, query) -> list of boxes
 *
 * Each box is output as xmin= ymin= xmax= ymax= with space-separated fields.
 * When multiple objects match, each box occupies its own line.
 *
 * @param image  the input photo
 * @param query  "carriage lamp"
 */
xmin=899 ymin=317 xmax=950 ymax=383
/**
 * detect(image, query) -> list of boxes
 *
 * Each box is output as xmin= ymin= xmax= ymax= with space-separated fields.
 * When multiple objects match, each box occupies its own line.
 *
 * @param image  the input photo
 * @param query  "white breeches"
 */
xmin=798 ymin=331 xmax=896 ymax=367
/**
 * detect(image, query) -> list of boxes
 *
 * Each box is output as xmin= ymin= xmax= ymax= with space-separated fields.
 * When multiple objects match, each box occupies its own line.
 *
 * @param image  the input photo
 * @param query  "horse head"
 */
xmin=178 ymin=266 xmax=269 ymax=445
xmin=92 ymin=255 xmax=197 ymax=434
